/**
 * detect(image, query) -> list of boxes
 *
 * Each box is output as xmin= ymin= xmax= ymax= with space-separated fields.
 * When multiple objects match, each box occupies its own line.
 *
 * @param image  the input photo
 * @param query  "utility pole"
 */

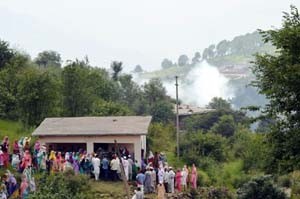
xmin=114 ymin=140 xmax=131 ymax=199
xmin=175 ymin=76 xmax=179 ymax=158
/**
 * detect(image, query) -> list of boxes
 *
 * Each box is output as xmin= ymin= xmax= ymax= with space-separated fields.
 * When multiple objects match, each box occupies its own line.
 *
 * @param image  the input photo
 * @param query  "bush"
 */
xmin=198 ymin=170 xmax=211 ymax=187
xmin=28 ymin=172 xmax=92 ymax=199
xmin=277 ymin=175 xmax=292 ymax=188
xmin=237 ymin=175 xmax=287 ymax=199
xmin=198 ymin=187 xmax=235 ymax=199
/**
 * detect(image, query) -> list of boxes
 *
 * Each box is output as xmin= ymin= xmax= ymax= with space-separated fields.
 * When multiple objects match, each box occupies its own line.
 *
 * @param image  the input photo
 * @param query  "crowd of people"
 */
xmin=0 ymin=136 xmax=198 ymax=199
xmin=133 ymin=151 xmax=198 ymax=199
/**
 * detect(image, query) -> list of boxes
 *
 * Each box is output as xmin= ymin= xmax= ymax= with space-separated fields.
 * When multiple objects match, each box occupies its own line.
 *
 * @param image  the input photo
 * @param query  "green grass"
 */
xmin=0 ymin=119 xmax=33 ymax=150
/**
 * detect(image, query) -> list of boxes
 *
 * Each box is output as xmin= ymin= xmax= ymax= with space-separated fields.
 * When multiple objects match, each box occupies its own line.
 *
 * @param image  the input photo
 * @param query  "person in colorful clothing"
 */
xmin=190 ymin=163 xmax=197 ymax=189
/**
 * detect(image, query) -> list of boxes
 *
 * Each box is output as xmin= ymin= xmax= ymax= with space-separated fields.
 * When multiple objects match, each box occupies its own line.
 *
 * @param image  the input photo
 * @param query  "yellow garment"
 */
xmin=49 ymin=151 xmax=56 ymax=161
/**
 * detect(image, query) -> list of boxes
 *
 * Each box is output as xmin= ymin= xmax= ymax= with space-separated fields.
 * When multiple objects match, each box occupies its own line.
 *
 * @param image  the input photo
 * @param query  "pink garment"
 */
xmin=190 ymin=167 xmax=197 ymax=189
xmin=21 ymin=152 xmax=32 ymax=169
xmin=175 ymin=171 xmax=182 ymax=192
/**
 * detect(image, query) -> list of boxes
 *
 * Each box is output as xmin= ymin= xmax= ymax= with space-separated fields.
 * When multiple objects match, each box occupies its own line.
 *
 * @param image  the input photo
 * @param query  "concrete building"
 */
xmin=32 ymin=116 xmax=152 ymax=164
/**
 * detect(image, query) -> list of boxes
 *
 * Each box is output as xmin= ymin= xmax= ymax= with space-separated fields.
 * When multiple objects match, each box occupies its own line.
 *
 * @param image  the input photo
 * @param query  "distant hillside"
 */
xmin=137 ymin=31 xmax=275 ymax=81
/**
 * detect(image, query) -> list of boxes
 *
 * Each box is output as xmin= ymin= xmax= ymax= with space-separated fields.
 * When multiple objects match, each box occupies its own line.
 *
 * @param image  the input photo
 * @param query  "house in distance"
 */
xmin=32 ymin=116 xmax=152 ymax=164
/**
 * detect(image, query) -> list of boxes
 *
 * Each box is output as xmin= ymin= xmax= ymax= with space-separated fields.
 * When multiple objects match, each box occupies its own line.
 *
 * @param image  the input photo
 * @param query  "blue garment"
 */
xmin=136 ymin=173 xmax=145 ymax=185
xmin=102 ymin=158 xmax=109 ymax=170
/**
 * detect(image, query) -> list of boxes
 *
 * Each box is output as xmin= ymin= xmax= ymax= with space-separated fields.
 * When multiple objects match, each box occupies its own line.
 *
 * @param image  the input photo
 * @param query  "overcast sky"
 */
xmin=0 ymin=0 xmax=299 ymax=71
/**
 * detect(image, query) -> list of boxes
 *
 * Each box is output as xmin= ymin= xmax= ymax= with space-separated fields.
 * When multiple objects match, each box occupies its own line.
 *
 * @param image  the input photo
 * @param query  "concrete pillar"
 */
xmin=86 ymin=141 xmax=94 ymax=154
xmin=134 ymin=139 xmax=141 ymax=165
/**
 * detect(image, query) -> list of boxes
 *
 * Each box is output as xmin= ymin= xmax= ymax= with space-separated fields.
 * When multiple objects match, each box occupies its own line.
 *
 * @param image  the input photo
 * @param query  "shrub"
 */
xmin=237 ymin=175 xmax=287 ymax=199
xmin=28 ymin=172 xmax=92 ymax=199
xmin=198 ymin=186 xmax=235 ymax=199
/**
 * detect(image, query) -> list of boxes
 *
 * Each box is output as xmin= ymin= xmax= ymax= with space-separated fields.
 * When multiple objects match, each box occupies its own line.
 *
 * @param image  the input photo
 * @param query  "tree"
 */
xmin=237 ymin=176 xmax=287 ymax=199
xmin=211 ymin=115 xmax=235 ymax=137
xmin=111 ymin=61 xmax=123 ymax=81
xmin=191 ymin=52 xmax=201 ymax=65
xmin=143 ymin=78 xmax=167 ymax=106
xmin=133 ymin=65 xmax=143 ymax=73
xmin=17 ymin=68 xmax=60 ymax=126
xmin=178 ymin=54 xmax=189 ymax=66
xmin=62 ymin=62 xmax=93 ymax=116
xmin=251 ymin=5 xmax=300 ymax=173
xmin=161 ymin=58 xmax=173 ymax=69
xmin=150 ymin=100 xmax=174 ymax=123
xmin=34 ymin=50 xmax=62 ymax=68
xmin=202 ymin=44 xmax=216 ymax=60
xmin=0 ymin=39 xmax=14 ymax=69
xmin=207 ymin=97 xmax=231 ymax=110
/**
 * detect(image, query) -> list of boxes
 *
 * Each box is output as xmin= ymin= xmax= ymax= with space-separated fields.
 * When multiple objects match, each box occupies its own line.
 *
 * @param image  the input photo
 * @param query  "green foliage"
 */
xmin=207 ymin=97 xmax=231 ymax=110
xmin=198 ymin=186 xmax=235 ymax=199
xmin=252 ymin=5 xmax=300 ymax=173
xmin=111 ymin=61 xmax=123 ymax=81
xmin=149 ymin=101 xmax=174 ymax=123
xmin=231 ymin=127 xmax=268 ymax=171
xmin=183 ymin=109 xmax=248 ymax=132
xmin=237 ymin=175 xmax=287 ymax=199
xmin=91 ymin=100 xmax=132 ymax=116
xmin=0 ymin=39 xmax=14 ymax=69
xmin=211 ymin=115 xmax=235 ymax=137
xmin=29 ymin=172 xmax=92 ymax=199
xmin=34 ymin=50 xmax=61 ymax=68
xmin=17 ymin=68 xmax=60 ymax=126
xmin=178 ymin=54 xmax=189 ymax=66
xmin=147 ymin=123 xmax=175 ymax=154
xmin=180 ymin=132 xmax=227 ymax=165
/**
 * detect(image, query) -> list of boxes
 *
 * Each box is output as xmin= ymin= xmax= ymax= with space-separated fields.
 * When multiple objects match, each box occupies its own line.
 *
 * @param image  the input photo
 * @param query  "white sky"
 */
xmin=0 ymin=0 xmax=299 ymax=71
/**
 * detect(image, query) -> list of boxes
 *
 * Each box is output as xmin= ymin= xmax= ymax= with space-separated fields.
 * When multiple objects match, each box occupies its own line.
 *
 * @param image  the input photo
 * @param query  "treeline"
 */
xmin=0 ymin=42 xmax=174 ymax=127
xmin=158 ymin=31 xmax=274 ymax=70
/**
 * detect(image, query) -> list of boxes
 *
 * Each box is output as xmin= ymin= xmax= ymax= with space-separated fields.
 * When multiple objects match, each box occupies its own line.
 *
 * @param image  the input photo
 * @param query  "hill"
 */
xmin=137 ymin=31 xmax=275 ymax=81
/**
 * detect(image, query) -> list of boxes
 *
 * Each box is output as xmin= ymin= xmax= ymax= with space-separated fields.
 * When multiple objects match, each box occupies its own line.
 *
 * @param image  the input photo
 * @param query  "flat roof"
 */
xmin=32 ymin=116 xmax=152 ymax=136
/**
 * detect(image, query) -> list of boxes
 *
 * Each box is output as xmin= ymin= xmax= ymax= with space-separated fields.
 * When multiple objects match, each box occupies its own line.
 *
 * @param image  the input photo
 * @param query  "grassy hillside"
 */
xmin=0 ymin=119 xmax=33 ymax=149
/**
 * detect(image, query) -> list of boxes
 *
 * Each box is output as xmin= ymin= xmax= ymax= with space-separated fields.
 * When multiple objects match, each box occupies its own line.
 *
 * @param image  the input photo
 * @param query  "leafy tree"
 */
xmin=178 ymin=54 xmax=189 ymax=66
xmin=181 ymin=132 xmax=227 ymax=165
xmin=143 ymin=78 xmax=167 ymax=106
xmin=34 ymin=50 xmax=62 ymax=68
xmin=17 ymin=67 xmax=60 ymax=126
xmin=202 ymin=45 xmax=216 ymax=60
xmin=252 ymin=5 xmax=300 ymax=173
xmin=237 ymin=176 xmax=287 ymax=199
xmin=147 ymin=123 xmax=175 ymax=153
xmin=216 ymin=40 xmax=230 ymax=56
xmin=62 ymin=62 xmax=93 ymax=116
xmin=0 ymin=39 xmax=14 ymax=69
xmin=207 ymin=97 xmax=231 ymax=110
xmin=133 ymin=64 xmax=143 ymax=73
xmin=91 ymin=99 xmax=132 ymax=116
xmin=211 ymin=115 xmax=235 ymax=137
xmin=191 ymin=52 xmax=201 ymax=65
xmin=161 ymin=58 xmax=173 ymax=69
xmin=150 ymin=100 xmax=174 ymax=123
xmin=111 ymin=61 xmax=123 ymax=81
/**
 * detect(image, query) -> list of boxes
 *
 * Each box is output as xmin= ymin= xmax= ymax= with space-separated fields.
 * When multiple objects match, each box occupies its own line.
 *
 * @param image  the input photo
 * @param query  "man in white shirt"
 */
xmin=91 ymin=154 xmax=100 ymax=181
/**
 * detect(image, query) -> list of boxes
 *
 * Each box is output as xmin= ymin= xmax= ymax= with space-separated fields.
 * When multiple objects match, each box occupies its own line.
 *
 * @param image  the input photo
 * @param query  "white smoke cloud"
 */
xmin=163 ymin=61 xmax=234 ymax=107
xmin=133 ymin=60 xmax=234 ymax=107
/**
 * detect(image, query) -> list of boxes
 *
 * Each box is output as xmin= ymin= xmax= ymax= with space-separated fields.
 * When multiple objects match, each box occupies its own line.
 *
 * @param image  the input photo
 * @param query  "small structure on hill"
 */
xmin=173 ymin=104 xmax=215 ymax=128
xmin=32 ymin=116 xmax=152 ymax=164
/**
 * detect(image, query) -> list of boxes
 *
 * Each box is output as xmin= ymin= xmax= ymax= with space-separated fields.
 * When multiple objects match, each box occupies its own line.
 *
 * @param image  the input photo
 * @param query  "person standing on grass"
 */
xmin=92 ymin=154 xmax=100 ymax=181
xmin=122 ymin=156 xmax=129 ymax=180
xmin=2 ymin=136 xmax=9 ymax=168
xmin=190 ymin=163 xmax=197 ymax=189
xmin=144 ymin=167 xmax=152 ymax=194
xmin=168 ymin=167 xmax=175 ymax=193
xmin=102 ymin=156 xmax=109 ymax=180
xmin=163 ymin=167 xmax=169 ymax=193
xmin=128 ymin=155 xmax=133 ymax=181
xmin=175 ymin=169 xmax=182 ymax=192
xmin=136 ymin=170 xmax=145 ymax=194
xmin=181 ymin=166 xmax=188 ymax=191
xmin=150 ymin=167 xmax=156 ymax=192
xmin=110 ymin=154 xmax=119 ymax=181
xmin=132 ymin=187 xmax=144 ymax=199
